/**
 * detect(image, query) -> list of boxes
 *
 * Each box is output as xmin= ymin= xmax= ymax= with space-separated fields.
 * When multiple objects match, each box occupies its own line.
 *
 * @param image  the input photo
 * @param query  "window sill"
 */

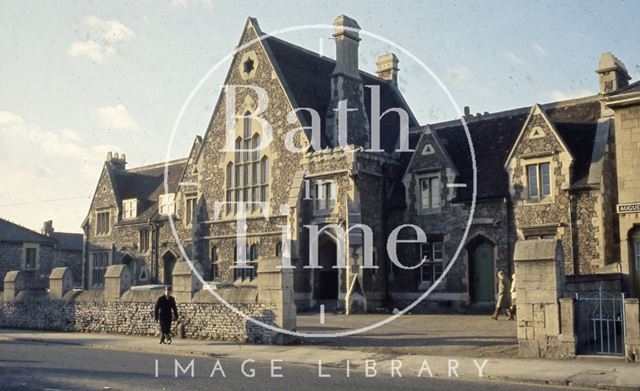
xmin=418 ymin=281 xmax=434 ymax=290
xmin=234 ymin=279 xmax=258 ymax=286
xmin=523 ymin=198 xmax=554 ymax=206
xmin=418 ymin=207 xmax=443 ymax=215
xmin=313 ymin=208 xmax=337 ymax=216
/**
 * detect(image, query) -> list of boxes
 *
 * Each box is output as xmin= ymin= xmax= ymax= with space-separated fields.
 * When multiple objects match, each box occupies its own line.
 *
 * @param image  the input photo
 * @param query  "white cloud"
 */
xmin=0 ymin=111 xmax=117 ymax=161
xmin=547 ymin=89 xmax=594 ymax=101
xmin=96 ymin=104 xmax=139 ymax=130
xmin=68 ymin=40 xmax=114 ymax=62
xmin=68 ymin=16 xmax=134 ymax=62
xmin=448 ymin=65 xmax=473 ymax=81
xmin=532 ymin=43 xmax=547 ymax=56
xmin=170 ymin=0 xmax=213 ymax=8
xmin=0 ymin=111 xmax=120 ymax=232
xmin=62 ymin=128 xmax=81 ymax=141
xmin=505 ymin=52 xmax=525 ymax=65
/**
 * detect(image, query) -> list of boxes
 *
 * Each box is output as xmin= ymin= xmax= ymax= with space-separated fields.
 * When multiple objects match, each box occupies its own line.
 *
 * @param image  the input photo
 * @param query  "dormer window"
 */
xmin=122 ymin=199 xmax=137 ymax=219
xmin=419 ymin=175 xmax=441 ymax=210
xmin=159 ymin=194 xmax=175 ymax=215
xmin=527 ymin=162 xmax=551 ymax=202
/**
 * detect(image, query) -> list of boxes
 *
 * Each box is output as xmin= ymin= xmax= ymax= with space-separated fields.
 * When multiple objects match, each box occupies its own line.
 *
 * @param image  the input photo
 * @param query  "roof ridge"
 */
xmin=126 ymin=158 xmax=188 ymax=173
xmin=424 ymin=93 xmax=601 ymax=131
xmin=0 ymin=217 xmax=56 ymax=242
xmin=264 ymin=35 xmax=388 ymax=83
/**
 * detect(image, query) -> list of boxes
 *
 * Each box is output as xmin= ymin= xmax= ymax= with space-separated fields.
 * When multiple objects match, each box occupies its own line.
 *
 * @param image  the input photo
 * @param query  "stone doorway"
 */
xmin=162 ymin=251 xmax=177 ymax=286
xmin=468 ymin=238 xmax=496 ymax=303
xmin=314 ymin=237 xmax=339 ymax=302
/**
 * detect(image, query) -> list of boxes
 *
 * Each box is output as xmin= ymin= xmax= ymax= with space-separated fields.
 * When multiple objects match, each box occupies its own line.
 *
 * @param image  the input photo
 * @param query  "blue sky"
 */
xmin=1 ymin=0 xmax=638 ymax=232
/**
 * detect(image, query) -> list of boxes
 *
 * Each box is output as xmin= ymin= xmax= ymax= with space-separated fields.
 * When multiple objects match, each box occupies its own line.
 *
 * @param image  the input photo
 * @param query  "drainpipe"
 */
xmin=505 ymin=197 xmax=512 ymax=277
xmin=567 ymin=190 xmax=576 ymax=275
xmin=151 ymin=221 xmax=159 ymax=283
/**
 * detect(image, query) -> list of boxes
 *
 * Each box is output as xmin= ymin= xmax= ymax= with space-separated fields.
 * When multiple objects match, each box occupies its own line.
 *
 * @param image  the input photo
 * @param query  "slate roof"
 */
xmin=614 ymin=80 xmax=640 ymax=95
xmin=110 ymin=159 xmax=188 ymax=224
xmin=0 ymin=218 xmax=57 ymax=245
xmin=432 ymin=109 xmax=528 ymax=201
xmin=426 ymin=97 xmax=601 ymax=201
xmin=50 ymin=232 xmax=83 ymax=251
xmin=547 ymin=100 xmax=601 ymax=187
xmin=263 ymin=35 xmax=419 ymax=153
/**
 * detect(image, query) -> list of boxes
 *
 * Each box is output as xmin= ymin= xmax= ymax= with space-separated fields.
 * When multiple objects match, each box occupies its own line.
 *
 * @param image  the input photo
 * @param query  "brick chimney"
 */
xmin=106 ymin=151 xmax=127 ymax=170
xmin=597 ymin=52 xmax=630 ymax=94
xmin=325 ymin=15 xmax=370 ymax=149
xmin=375 ymin=53 xmax=399 ymax=87
xmin=41 ymin=220 xmax=54 ymax=237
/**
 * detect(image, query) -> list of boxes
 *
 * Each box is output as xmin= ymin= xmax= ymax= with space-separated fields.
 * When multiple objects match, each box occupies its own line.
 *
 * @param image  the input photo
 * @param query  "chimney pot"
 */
xmin=331 ymin=15 xmax=361 ymax=79
xmin=597 ymin=52 xmax=630 ymax=94
xmin=42 ymin=220 xmax=54 ymax=237
xmin=375 ymin=52 xmax=400 ymax=87
xmin=463 ymin=106 xmax=471 ymax=117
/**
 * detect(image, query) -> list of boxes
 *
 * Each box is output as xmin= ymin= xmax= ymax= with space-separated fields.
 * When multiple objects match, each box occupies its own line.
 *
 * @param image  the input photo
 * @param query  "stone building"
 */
xmin=41 ymin=220 xmax=83 ymax=285
xmin=81 ymin=15 xmax=640 ymax=310
xmin=0 ymin=218 xmax=82 ymax=290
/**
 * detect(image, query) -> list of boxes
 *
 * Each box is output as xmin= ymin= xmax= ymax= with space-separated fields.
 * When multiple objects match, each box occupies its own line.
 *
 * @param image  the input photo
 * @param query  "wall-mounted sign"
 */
xmin=617 ymin=202 xmax=640 ymax=214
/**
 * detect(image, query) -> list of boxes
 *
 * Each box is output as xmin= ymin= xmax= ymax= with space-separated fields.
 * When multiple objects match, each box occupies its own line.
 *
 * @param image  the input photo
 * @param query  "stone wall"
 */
xmin=0 ymin=259 xmax=296 ymax=345
xmin=0 ymin=294 xmax=277 ymax=343
xmin=0 ymin=242 xmax=24 ymax=291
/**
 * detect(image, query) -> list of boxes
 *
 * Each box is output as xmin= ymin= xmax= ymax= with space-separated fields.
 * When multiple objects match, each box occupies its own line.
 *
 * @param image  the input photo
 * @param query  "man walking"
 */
xmin=155 ymin=286 xmax=179 ymax=344
xmin=491 ymin=271 xmax=512 ymax=320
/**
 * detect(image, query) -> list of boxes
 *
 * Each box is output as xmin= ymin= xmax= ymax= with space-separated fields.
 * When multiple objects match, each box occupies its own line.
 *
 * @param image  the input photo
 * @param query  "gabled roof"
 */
xmin=504 ymin=104 xmax=576 ymax=166
xmin=0 ymin=218 xmax=57 ymax=244
xmin=425 ymin=97 xmax=601 ymax=201
xmin=111 ymin=159 xmax=188 ymax=224
xmin=433 ymin=109 xmax=528 ymax=201
xmin=50 ymin=232 xmax=83 ymax=251
xmin=613 ymin=80 xmax=640 ymax=95
xmin=263 ymin=35 xmax=419 ymax=152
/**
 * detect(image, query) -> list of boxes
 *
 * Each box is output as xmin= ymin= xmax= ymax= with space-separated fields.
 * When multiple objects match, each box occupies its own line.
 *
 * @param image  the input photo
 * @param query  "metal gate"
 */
xmin=574 ymin=289 xmax=625 ymax=356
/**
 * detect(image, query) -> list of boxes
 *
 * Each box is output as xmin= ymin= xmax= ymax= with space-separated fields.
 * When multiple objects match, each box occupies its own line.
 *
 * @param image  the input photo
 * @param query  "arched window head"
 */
xmin=243 ymin=112 xmax=251 ymax=139
xmin=250 ymin=244 xmax=259 ymax=260
xmin=235 ymin=137 xmax=242 ymax=162
xmin=226 ymin=162 xmax=233 ymax=188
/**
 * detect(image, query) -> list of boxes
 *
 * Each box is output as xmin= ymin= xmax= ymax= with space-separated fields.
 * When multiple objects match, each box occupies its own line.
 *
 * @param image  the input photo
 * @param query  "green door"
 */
xmin=472 ymin=242 xmax=495 ymax=302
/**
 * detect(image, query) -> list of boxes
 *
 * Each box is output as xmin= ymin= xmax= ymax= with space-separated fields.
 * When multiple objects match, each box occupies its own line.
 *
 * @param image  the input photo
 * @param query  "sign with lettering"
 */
xmin=617 ymin=203 xmax=640 ymax=214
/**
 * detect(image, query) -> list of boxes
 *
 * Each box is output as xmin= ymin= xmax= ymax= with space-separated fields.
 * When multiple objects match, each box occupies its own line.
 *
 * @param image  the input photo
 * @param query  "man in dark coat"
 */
xmin=155 ymin=286 xmax=179 ymax=344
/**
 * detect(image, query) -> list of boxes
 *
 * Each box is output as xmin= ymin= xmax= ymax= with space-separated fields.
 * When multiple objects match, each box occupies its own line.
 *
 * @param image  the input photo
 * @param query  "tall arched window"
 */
xmin=225 ymin=113 xmax=269 ymax=215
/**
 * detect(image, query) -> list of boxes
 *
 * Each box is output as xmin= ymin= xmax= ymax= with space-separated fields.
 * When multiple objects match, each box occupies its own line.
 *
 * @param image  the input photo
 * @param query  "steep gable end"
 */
xmin=505 ymin=104 xmax=575 ymax=166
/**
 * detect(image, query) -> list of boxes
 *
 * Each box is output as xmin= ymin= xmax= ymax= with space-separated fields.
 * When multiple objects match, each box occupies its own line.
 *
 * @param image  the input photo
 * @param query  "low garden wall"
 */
xmin=0 ymin=258 xmax=296 ymax=344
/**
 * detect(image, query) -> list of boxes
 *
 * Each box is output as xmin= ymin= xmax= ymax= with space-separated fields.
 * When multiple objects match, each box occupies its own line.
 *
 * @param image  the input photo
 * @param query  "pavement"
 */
xmin=297 ymin=312 xmax=518 ymax=358
xmin=0 ymin=328 xmax=638 ymax=390
xmin=0 ymin=339 xmax=580 ymax=391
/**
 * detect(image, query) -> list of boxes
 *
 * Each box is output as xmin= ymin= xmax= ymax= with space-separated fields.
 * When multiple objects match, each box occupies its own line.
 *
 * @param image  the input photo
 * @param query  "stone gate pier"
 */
xmin=514 ymin=239 xmax=576 ymax=358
